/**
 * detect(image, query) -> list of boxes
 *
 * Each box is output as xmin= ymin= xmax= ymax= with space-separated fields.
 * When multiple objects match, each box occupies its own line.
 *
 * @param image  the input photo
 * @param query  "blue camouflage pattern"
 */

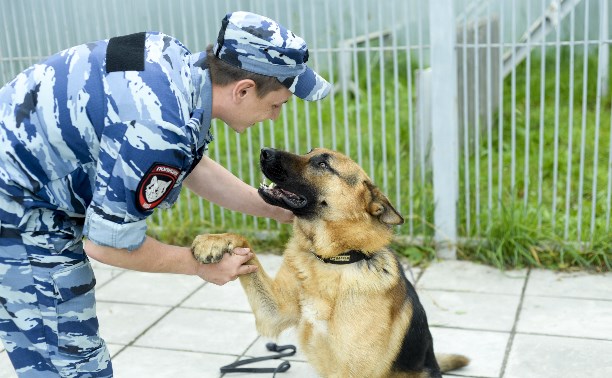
xmin=0 ymin=31 xmax=213 ymax=376
xmin=214 ymin=11 xmax=331 ymax=101
xmin=0 ymin=233 xmax=112 ymax=377
xmin=0 ymin=31 xmax=213 ymax=251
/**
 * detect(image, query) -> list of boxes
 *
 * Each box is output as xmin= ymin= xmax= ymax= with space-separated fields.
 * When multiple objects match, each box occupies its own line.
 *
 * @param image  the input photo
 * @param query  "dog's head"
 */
xmin=258 ymin=147 xmax=404 ymax=227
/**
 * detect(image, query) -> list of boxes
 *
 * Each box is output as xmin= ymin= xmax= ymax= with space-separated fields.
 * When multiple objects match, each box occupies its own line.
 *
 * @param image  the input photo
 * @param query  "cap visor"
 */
xmin=288 ymin=67 xmax=332 ymax=101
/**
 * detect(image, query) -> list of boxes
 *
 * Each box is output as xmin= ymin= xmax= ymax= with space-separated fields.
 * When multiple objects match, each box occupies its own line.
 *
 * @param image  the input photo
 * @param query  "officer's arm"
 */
xmin=84 ymin=236 xmax=256 ymax=285
xmin=184 ymin=155 xmax=293 ymax=223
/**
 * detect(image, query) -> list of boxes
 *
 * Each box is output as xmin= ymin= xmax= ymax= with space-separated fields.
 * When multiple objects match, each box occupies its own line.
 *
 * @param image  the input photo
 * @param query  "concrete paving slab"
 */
xmin=3 ymin=255 xmax=610 ymax=378
xmin=111 ymin=346 xmax=236 ymax=378
xmin=93 ymin=268 xmax=125 ymax=287
xmin=96 ymin=271 xmax=202 ymax=306
xmin=97 ymin=301 xmax=170 ymax=345
xmin=418 ymin=261 xmax=527 ymax=295
xmin=182 ymin=280 xmax=251 ymax=312
xmin=527 ymin=269 xmax=612 ymax=300
xmin=431 ymin=327 xmax=509 ymax=378
xmin=106 ymin=343 xmax=125 ymax=357
xmin=517 ymin=295 xmax=612 ymax=340
xmin=134 ymin=308 xmax=258 ymax=355
xmin=420 ymin=290 xmax=521 ymax=331
xmin=504 ymin=334 xmax=612 ymax=378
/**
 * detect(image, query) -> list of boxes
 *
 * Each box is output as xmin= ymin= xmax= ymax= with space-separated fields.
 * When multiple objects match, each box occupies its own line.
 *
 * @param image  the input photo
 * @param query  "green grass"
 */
xmin=149 ymin=47 xmax=612 ymax=272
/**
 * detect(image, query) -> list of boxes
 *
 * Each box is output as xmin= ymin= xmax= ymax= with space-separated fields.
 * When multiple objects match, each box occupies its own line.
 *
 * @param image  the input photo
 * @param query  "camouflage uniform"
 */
xmin=0 ymin=12 xmax=329 ymax=377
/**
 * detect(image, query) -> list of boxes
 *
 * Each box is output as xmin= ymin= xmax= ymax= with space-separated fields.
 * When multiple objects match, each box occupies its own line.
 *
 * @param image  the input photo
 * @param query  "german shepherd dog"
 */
xmin=192 ymin=148 xmax=469 ymax=378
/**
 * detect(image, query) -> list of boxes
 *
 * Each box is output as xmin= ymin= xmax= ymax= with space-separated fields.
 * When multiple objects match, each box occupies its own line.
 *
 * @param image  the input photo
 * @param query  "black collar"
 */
xmin=311 ymin=250 xmax=371 ymax=265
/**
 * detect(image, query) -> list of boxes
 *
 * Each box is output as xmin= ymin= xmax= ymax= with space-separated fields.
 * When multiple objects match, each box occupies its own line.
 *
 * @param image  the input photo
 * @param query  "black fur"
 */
xmin=392 ymin=259 xmax=441 ymax=376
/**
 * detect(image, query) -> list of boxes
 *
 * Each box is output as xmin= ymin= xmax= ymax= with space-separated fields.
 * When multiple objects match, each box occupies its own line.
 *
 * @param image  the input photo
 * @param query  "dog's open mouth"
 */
xmin=259 ymin=181 xmax=307 ymax=209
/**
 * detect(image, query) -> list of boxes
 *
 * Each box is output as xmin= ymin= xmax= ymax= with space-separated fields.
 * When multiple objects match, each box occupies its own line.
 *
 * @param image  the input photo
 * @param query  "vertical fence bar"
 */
xmin=590 ymin=0 xmax=606 ymax=239
xmin=377 ymin=0 xmax=389 ymax=195
xmin=365 ymin=5 xmax=375 ymax=182
xmin=485 ymin=1 xmax=493 ymax=229
xmin=577 ymin=0 xmax=591 ymax=242
xmin=391 ymin=0 xmax=401 ymax=215
xmin=510 ymin=0 xmax=517 ymax=192
xmin=461 ymin=10 xmax=471 ymax=237
xmin=309 ymin=0 xmax=325 ymax=150
xmin=416 ymin=2 xmax=427 ymax=233
xmin=551 ymin=2 xmax=562 ymax=231
xmin=324 ymin=0 xmax=337 ymax=151
xmin=536 ymin=0 xmax=547 ymax=228
xmin=404 ymin=1 xmax=416 ymax=236
xmin=497 ymin=0 xmax=505 ymax=212
xmin=350 ymin=0 xmax=363 ymax=167
xmin=473 ymin=8 xmax=482 ymax=235
xmin=288 ymin=3 xmax=301 ymax=155
xmin=564 ymin=6 xmax=577 ymax=239
xmin=297 ymin=0 xmax=312 ymax=153
xmin=429 ymin=0 xmax=459 ymax=258
xmin=523 ymin=1 xmax=532 ymax=212
xmin=338 ymin=0 xmax=350 ymax=157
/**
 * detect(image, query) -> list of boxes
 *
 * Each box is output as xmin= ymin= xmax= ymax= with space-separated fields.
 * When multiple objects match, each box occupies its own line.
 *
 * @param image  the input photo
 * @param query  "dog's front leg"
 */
xmin=239 ymin=261 xmax=300 ymax=338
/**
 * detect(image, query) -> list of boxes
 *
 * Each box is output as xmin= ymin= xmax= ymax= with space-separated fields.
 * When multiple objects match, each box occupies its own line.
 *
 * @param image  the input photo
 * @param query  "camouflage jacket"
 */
xmin=0 ymin=32 xmax=213 ymax=251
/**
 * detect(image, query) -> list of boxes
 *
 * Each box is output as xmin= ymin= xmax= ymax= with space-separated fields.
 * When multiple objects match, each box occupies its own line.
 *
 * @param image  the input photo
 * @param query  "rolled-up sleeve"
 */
xmin=84 ymin=208 xmax=147 ymax=250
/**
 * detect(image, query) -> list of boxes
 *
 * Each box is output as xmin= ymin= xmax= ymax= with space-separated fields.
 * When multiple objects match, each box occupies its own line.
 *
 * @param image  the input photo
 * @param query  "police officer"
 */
xmin=0 ymin=11 xmax=331 ymax=377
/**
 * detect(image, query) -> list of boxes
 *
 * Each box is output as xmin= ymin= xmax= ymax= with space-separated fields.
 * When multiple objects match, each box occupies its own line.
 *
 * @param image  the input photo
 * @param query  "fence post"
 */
xmin=429 ymin=0 xmax=459 ymax=259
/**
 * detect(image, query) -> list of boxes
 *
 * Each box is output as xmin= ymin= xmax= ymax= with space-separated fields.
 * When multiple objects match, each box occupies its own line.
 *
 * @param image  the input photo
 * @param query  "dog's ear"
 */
xmin=365 ymin=182 xmax=404 ymax=225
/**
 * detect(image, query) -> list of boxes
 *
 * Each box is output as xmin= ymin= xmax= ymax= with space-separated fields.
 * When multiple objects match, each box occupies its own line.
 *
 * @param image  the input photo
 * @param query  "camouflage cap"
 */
xmin=213 ymin=11 xmax=331 ymax=101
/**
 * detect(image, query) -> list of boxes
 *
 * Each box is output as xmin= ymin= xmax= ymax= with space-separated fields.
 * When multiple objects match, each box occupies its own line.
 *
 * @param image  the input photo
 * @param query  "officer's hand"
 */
xmin=195 ymin=247 xmax=257 ymax=285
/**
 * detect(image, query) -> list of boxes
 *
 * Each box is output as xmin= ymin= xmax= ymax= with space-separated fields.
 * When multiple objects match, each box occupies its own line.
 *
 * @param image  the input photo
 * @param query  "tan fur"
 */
xmin=192 ymin=148 xmax=469 ymax=378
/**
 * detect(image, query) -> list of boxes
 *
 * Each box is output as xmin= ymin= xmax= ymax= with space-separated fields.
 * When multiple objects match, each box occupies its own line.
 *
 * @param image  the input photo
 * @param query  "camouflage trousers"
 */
xmin=0 ymin=228 xmax=113 ymax=377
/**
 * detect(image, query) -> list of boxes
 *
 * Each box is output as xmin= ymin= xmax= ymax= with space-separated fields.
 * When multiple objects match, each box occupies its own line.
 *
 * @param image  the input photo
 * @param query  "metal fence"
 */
xmin=1 ymin=0 xmax=611 ymax=255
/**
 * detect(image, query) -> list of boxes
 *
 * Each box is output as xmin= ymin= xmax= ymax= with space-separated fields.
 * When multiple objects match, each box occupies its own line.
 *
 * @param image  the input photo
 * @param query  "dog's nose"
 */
xmin=260 ymin=148 xmax=278 ymax=163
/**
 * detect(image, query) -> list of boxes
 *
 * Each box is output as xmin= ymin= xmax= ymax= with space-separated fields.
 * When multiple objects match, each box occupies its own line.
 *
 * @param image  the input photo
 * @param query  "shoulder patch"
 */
xmin=136 ymin=163 xmax=181 ymax=211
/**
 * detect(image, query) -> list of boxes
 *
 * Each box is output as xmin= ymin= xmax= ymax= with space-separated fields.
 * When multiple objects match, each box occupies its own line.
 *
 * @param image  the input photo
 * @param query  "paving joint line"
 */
xmin=499 ymin=267 xmax=531 ymax=377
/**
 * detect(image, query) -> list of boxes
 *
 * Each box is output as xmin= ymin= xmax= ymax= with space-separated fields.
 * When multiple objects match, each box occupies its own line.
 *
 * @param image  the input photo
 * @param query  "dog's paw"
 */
xmin=191 ymin=233 xmax=249 ymax=264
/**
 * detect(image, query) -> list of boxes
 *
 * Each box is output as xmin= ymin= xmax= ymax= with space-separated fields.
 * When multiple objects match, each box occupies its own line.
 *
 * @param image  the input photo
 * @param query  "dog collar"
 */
xmin=311 ymin=250 xmax=371 ymax=265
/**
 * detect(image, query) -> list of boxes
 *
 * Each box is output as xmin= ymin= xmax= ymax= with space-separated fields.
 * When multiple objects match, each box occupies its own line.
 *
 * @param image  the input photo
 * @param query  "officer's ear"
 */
xmin=232 ymin=79 xmax=256 ymax=103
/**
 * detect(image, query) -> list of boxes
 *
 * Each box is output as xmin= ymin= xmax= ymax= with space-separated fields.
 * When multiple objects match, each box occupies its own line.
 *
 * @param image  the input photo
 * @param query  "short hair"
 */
xmin=205 ymin=45 xmax=285 ymax=98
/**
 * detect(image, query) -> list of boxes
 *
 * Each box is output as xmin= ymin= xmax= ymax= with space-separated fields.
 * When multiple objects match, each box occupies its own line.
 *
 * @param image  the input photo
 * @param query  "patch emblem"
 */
xmin=136 ymin=163 xmax=181 ymax=211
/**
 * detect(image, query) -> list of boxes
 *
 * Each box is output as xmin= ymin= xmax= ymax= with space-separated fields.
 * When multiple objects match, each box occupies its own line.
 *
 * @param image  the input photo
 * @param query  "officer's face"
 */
xmin=230 ymin=86 xmax=293 ymax=133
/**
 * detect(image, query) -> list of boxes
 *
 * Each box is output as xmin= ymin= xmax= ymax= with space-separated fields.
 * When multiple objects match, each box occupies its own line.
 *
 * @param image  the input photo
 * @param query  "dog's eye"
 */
xmin=318 ymin=162 xmax=328 ymax=169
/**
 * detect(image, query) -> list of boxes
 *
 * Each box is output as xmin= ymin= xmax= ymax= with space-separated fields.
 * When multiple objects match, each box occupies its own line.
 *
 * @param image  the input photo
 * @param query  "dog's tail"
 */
xmin=436 ymin=353 xmax=470 ymax=372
